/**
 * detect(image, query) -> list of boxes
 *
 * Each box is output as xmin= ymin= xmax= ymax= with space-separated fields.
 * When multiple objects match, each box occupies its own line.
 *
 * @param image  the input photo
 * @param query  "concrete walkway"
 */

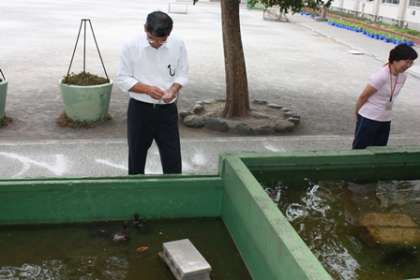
xmin=2 ymin=134 xmax=420 ymax=178
xmin=1 ymin=1 xmax=420 ymax=179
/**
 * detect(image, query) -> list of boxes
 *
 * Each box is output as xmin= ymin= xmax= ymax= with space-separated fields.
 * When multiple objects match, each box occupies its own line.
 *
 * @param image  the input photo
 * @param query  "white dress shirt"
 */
xmin=117 ymin=33 xmax=189 ymax=104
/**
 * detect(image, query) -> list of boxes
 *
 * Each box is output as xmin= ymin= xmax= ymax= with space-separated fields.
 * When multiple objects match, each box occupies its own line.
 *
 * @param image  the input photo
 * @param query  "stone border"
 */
xmin=180 ymin=99 xmax=300 ymax=135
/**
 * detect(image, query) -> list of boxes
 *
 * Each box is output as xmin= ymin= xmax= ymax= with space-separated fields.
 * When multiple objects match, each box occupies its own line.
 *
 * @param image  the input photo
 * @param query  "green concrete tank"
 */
xmin=2 ymin=147 xmax=420 ymax=279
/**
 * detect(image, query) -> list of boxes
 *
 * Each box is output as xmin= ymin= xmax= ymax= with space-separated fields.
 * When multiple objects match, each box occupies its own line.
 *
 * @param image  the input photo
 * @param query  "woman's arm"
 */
xmin=355 ymin=85 xmax=377 ymax=116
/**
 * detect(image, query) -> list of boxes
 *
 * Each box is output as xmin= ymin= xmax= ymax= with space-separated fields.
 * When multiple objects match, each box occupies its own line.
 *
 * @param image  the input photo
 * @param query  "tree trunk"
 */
xmin=221 ymin=0 xmax=250 ymax=118
xmin=320 ymin=6 xmax=328 ymax=19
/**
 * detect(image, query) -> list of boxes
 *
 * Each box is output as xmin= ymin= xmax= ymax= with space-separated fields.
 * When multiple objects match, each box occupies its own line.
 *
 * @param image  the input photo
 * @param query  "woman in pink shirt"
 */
xmin=352 ymin=44 xmax=417 ymax=149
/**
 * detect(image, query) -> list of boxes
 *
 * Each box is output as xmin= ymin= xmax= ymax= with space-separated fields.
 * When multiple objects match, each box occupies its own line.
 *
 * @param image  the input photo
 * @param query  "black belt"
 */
xmin=132 ymin=99 xmax=175 ymax=109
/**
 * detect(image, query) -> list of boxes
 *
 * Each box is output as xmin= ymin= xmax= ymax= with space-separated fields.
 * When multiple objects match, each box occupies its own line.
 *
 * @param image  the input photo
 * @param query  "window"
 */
xmin=409 ymin=0 xmax=420 ymax=7
xmin=383 ymin=0 xmax=400 ymax=4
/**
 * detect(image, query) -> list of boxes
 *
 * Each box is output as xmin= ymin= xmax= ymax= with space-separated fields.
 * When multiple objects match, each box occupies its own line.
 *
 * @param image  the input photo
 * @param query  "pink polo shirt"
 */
xmin=358 ymin=66 xmax=407 ymax=122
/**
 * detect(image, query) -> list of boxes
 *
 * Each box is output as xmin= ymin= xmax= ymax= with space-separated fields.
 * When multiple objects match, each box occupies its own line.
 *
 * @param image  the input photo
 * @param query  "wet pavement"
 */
xmin=2 ymin=134 xmax=420 ymax=178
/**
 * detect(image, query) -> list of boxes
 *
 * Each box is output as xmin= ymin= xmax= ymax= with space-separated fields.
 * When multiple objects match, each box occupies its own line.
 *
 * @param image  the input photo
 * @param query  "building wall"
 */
xmin=406 ymin=6 xmax=420 ymax=29
xmin=378 ymin=3 xmax=400 ymax=19
xmin=341 ymin=0 xmax=356 ymax=10
xmin=363 ymin=1 xmax=377 ymax=15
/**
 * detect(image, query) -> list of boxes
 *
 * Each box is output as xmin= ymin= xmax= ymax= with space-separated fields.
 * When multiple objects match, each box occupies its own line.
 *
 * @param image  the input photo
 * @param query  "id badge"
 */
xmin=385 ymin=102 xmax=393 ymax=111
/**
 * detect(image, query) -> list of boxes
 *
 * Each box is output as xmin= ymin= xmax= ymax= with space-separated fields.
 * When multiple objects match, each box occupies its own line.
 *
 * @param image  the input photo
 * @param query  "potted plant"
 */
xmin=59 ymin=19 xmax=112 ymax=124
xmin=0 ymin=69 xmax=8 ymax=125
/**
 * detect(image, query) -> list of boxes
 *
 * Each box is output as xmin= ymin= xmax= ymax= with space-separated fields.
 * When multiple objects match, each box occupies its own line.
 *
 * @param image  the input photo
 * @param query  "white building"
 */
xmin=331 ymin=0 xmax=420 ymax=30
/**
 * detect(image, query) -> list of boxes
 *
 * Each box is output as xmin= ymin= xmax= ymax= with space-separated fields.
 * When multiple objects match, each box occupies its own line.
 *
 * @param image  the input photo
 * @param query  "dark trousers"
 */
xmin=127 ymin=99 xmax=181 ymax=175
xmin=352 ymin=114 xmax=391 ymax=149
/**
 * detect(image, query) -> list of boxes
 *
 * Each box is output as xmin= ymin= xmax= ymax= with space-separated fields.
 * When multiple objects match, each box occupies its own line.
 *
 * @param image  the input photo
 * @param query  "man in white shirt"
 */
xmin=117 ymin=11 xmax=188 ymax=174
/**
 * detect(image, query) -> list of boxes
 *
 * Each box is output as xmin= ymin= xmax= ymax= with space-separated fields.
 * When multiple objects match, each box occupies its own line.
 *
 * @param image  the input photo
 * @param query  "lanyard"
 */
xmin=389 ymin=67 xmax=398 ymax=102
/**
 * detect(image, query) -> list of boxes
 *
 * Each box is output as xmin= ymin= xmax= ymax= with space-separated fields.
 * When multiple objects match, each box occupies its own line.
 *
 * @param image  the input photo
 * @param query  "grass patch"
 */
xmin=0 ymin=116 xmax=12 ymax=128
xmin=56 ymin=112 xmax=112 ymax=129
xmin=382 ymin=21 xmax=420 ymax=37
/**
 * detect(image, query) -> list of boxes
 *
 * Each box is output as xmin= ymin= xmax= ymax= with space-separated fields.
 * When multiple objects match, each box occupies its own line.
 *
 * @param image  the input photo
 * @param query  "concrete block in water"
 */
xmin=359 ymin=213 xmax=420 ymax=246
xmin=160 ymin=239 xmax=211 ymax=280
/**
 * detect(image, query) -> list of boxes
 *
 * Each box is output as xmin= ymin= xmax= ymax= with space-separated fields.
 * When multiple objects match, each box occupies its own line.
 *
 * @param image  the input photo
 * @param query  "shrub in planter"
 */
xmin=60 ymin=71 xmax=112 ymax=123
xmin=59 ymin=19 xmax=112 ymax=124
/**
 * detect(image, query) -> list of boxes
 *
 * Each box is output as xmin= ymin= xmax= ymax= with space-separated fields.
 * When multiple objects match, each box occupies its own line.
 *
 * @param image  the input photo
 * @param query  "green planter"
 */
xmin=0 ymin=79 xmax=7 ymax=120
xmin=59 ymin=80 xmax=112 ymax=122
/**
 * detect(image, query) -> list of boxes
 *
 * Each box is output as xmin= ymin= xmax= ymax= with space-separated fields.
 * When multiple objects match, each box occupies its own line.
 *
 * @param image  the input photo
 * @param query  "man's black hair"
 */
xmin=145 ymin=11 xmax=173 ymax=37
xmin=389 ymin=44 xmax=418 ymax=63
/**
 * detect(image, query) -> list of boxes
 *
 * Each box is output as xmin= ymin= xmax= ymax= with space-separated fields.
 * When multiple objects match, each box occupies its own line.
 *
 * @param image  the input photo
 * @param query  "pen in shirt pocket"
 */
xmin=167 ymin=64 xmax=175 ymax=77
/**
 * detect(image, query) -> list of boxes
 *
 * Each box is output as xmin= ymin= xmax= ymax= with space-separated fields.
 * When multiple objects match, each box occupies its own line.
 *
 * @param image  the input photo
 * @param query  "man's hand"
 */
xmin=162 ymin=83 xmax=182 ymax=103
xmin=162 ymin=88 xmax=177 ymax=103
xmin=147 ymin=86 xmax=166 ymax=100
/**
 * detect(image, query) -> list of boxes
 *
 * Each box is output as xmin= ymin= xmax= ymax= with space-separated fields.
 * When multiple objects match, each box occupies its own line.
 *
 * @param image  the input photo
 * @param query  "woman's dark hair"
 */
xmin=389 ymin=44 xmax=418 ymax=64
xmin=145 ymin=11 xmax=173 ymax=37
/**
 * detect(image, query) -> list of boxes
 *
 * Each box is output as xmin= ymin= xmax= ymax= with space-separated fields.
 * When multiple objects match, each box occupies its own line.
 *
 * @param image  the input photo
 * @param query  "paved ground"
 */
xmin=1 ymin=0 xmax=420 ymax=178
xmin=2 ymin=134 xmax=420 ymax=178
